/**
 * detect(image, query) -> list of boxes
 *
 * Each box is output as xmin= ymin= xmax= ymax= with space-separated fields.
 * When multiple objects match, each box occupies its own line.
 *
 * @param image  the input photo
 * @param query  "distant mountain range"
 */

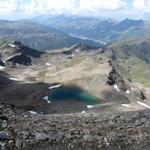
xmin=0 ymin=15 xmax=150 ymax=53
xmin=0 ymin=20 xmax=101 ymax=51
xmin=33 ymin=15 xmax=150 ymax=44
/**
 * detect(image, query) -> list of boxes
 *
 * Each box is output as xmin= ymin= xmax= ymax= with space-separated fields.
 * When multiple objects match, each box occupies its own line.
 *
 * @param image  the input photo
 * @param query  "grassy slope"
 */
xmin=108 ymin=36 xmax=150 ymax=88
xmin=113 ymin=57 xmax=150 ymax=88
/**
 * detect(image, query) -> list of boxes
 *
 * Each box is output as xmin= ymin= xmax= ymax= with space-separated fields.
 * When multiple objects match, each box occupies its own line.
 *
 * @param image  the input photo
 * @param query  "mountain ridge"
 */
xmin=0 ymin=20 xmax=101 ymax=51
xmin=32 ymin=15 xmax=150 ymax=44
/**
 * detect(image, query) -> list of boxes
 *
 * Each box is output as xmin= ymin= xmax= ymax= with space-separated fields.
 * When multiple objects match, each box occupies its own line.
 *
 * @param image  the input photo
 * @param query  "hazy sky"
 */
xmin=0 ymin=0 xmax=150 ymax=20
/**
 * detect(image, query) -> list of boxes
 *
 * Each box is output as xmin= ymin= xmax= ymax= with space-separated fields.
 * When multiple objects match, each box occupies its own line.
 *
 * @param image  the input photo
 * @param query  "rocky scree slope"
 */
xmin=1 ymin=103 xmax=150 ymax=150
xmin=0 ymin=41 xmax=44 ymax=66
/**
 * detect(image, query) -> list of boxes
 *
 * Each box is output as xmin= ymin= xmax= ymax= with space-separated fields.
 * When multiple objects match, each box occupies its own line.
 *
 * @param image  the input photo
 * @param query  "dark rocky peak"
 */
xmin=107 ymin=67 xmax=129 ymax=92
xmin=9 ymin=40 xmax=44 ymax=58
xmin=7 ymin=54 xmax=32 ymax=66
xmin=13 ymin=41 xmax=22 ymax=46
xmin=107 ymin=61 xmax=147 ymax=101
xmin=0 ymin=41 xmax=44 ymax=67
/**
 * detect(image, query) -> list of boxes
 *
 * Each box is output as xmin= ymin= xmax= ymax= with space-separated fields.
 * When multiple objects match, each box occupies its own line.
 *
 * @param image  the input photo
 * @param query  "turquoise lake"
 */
xmin=48 ymin=85 xmax=101 ymax=105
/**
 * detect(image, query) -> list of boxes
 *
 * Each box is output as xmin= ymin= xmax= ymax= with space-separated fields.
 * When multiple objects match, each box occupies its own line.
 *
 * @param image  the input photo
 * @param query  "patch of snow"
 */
xmin=113 ymin=84 xmax=120 ymax=92
xmin=71 ymin=54 xmax=75 ymax=57
xmin=131 ymin=87 xmax=134 ymax=90
xmin=43 ymin=96 xmax=48 ymax=100
xmin=43 ymin=96 xmax=51 ymax=104
xmin=0 ymin=66 xmax=5 ymax=70
xmin=75 ymin=49 xmax=79 ymax=52
xmin=87 ymin=105 xmax=94 ymax=109
xmin=1 ymin=59 xmax=6 ymax=64
xmin=137 ymin=101 xmax=150 ymax=109
xmin=46 ymin=100 xmax=51 ymax=104
xmin=121 ymin=104 xmax=130 ymax=108
xmin=125 ymin=90 xmax=130 ymax=94
xmin=46 ymin=63 xmax=51 ymax=66
xmin=16 ymin=63 xmax=19 ymax=67
xmin=28 ymin=111 xmax=37 ymax=115
xmin=48 ymin=84 xmax=62 ymax=90
xmin=9 ymin=77 xmax=19 ymax=81
xmin=8 ymin=43 xmax=16 ymax=48
xmin=81 ymin=111 xmax=86 ymax=114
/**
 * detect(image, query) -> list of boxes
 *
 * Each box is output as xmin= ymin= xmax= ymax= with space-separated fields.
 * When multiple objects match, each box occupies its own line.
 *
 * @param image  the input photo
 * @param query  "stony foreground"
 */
xmin=1 ymin=103 xmax=150 ymax=150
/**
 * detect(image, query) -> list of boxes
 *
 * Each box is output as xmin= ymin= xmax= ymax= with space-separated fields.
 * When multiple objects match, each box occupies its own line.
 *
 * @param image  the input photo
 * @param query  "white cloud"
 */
xmin=133 ymin=0 xmax=145 ymax=9
xmin=74 ymin=0 xmax=125 ymax=16
xmin=133 ymin=0 xmax=150 ymax=12
xmin=79 ymin=0 xmax=124 ymax=11
xmin=1 ymin=0 xmax=150 ymax=19
xmin=0 ymin=0 xmax=125 ymax=15
xmin=22 ymin=0 xmax=76 ymax=14
xmin=0 ymin=0 xmax=17 ymax=13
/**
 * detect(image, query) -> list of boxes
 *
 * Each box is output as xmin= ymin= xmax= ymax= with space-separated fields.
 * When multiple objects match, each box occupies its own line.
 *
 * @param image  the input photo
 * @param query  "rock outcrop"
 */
xmin=0 ymin=41 xmax=44 ymax=67
xmin=107 ymin=61 xmax=147 ymax=102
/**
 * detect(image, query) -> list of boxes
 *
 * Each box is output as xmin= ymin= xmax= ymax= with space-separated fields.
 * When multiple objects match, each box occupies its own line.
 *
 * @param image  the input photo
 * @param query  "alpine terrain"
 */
xmin=0 ymin=1 xmax=150 ymax=149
